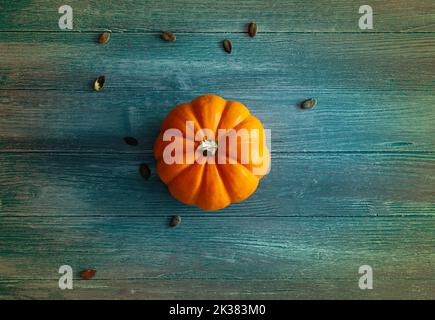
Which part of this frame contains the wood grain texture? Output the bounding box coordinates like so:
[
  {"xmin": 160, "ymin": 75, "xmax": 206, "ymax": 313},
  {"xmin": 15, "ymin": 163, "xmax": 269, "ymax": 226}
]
[
  {"xmin": 1, "ymin": 90, "xmax": 435, "ymax": 152},
  {"xmin": 1, "ymin": 0, "xmax": 435, "ymax": 299},
  {"xmin": 0, "ymin": 152, "xmax": 434, "ymax": 217},
  {"xmin": 0, "ymin": 0, "xmax": 434, "ymax": 32},
  {"xmin": 0, "ymin": 33, "xmax": 434, "ymax": 92},
  {"xmin": 0, "ymin": 279, "xmax": 434, "ymax": 300},
  {"xmin": 0, "ymin": 216, "xmax": 433, "ymax": 299}
]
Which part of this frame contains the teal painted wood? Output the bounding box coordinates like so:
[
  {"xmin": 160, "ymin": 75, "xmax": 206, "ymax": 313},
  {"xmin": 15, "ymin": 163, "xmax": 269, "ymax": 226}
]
[
  {"xmin": 0, "ymin": 33, "xmax": 434, "ymax": 92},
  {"xmin": 0, "ymin": 216, "xmax": 434, "ymax": 299},
  {"xmin": 1, "ymin": 0, "xmax": 434, "ymax": 32},
  {"xmin": 0, "ymin": 90, "xmax": 434, "ymax": 152},
  {"xmin": 1, "ymin": 279, "xmax": 434, "ymax": 299},
  {"xmin": 0, "ymin": 153, "xmax": 434, "ymax": 217},
  {"xmin": 1, "ymin": 0, "xmax": 435, "ymax": 300}
]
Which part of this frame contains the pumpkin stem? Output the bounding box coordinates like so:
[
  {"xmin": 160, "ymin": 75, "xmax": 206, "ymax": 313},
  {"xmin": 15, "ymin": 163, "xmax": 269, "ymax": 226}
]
[{"xmin": 199, "ymin": 139, "xmax": 218, "ymax": 156}]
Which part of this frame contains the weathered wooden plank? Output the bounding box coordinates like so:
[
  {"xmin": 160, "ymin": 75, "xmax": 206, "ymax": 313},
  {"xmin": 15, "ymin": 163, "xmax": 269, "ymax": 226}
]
[
  {"xmin": 1, "ymin": 90, "xmax": 434, "ymax": 152},
  {"xmin": 1, "ymin": 33, "xmax": 434, "ymax": 92},
  {"xmin": 0, "ymin": 153, "xmax": 434, "ymax": 217},
  {"xmin": 0, "ymin": 216, "xmax": 433, "ymax": 299},
  {"xmin": 0, "ymin": 0, "xmax": 434, "ymax": 32},
  {"xmin": 1, "ymin": 279, "xmax": 433, "ymax": 300}
]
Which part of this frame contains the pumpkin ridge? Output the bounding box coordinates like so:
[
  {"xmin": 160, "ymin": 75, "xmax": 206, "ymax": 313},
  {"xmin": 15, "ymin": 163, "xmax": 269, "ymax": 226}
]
[
  {"xmin": 218, "ymin": 163, "xmax": 261, "ymax": 203},
  {"xmin": 220, "ymin": 154, "xmax": 262, "ymax": 178},
  {"xmin": 195, "ymin": 162, "xmax": 232, "ymax": 210},
  {"xmin": 168, "ymin": 163, "xmax": 206, "ymax": 205},
  {"xmin": 159, "ymin": 160, "xmax": 195, "ymax": 185},
  {"xmin": 154, "ymin": 136, "xmax": 199, "ymax": 161},
  {"xmin": 193, "ymin": 162, "xmax": 211, "ymax": 207},
  {"xmin": 191, "ymin": 95, "xmax": 226, "ymax": 136},
  {"xmin": 191, "ymin": 95, "xmax": 210, "ymax": 130},
  {"xmin": 180, "ymin": 105, "xmax": 204, "ymax": 140},
  {"xmin": 225, "ymin": 147, "xmax": 269, "ymax": 179},
  {"xmin": 193, "ymin": 164, "xmax": 207, "ymax": 204},
  {"xmin": 162, "ymin": 104, "xmax": 204, "ymax": 141},
  {"xmin": 216, "ymin": 159, "xmax": 258, "ymax": 203},
  {"xmin": 215, "ymin": 100, "xmax": 231, "ymax": 134},
  {"xmin": 232, "ymin": 115, "xmax": 259, "ymax": 132},
  {"xmin": 217, "ymin": 100, "xmax": 252, "ymax": 131},
  {"xmin": 213, "ymin": 162, "xmax": 233, "ymax": 203}
]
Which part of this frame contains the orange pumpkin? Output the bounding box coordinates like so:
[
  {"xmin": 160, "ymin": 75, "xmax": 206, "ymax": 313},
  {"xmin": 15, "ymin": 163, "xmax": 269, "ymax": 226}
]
[{"xmin": 154, "ymin": 94, "xmax": 270, "ymax": 210}]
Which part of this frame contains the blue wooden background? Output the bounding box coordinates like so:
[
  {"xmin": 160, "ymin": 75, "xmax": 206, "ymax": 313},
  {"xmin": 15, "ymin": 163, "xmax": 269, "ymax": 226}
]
[{"xmin": 0, "ymin": 0, "xmax": 434, "ymax": 299}]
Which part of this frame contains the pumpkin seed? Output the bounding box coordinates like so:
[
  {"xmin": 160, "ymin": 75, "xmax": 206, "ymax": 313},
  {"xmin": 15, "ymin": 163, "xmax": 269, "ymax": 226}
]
[
  {"xmin": 93, "ymin": 76, "xmax": 105, "ymax": 91},
  {"xmin": 123, "ymin": 136, "xmax": 138, "ymax": 146},
  {"xmin": 79, "ymin": 269, "xmax": 96, "ymax": 279},
  {"xmin": 300, "ymin": 98, "xmax": 317, "ymax": 109},
  {"xmin": 98, "ymin": 31, "xmax": 111, "ymax": 44},
  {"xmin": 223, "ymin": 39, "xmax": 232, "ymax": 54},
  {"xmin": 160, "ymin": 31, "xmax": 176, "ymax": 42},
  {"xmin": 139, "ymin": 163, "xmax": 151, "ymax": 180},
  {"xmin": 169, "ymin": 215, "xmax": 181, "ymax": 227},
  {"xmin": 248, "ymin": 22, "xmax": 257, "ymax": 37}
]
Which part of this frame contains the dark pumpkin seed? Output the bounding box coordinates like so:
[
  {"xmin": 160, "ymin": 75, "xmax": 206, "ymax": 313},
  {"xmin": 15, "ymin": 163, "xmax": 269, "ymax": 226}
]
[
  {"xmin": 139, "ymin": 163, "xmax": 151, "ymax": 180},
  {"xmin": 300, "ymin": 98, "xmax": 317, "ymax": 109},
  {"xmin": 123, "ymin": 136, "xmax": 138, "ymax": 146},
  {"xmin": 169, "ymin": 215, "xmax": 181, "ymax": 227},
  {"xmin": 79, "ymin": 268, "xmax": 96, "ymax": 279},
  {"xmin": 248, "ymin": 22, "xmax": 257, "ymax": 37},
  {"xmin": 223, "ymin": 39, "xmax": 232, "ymax": 54},
  {"xmin": 98, "ymin": 32, "xmax": 111, "ymax": 44},
  {"xmin": 160, "ymin": 31, "xmax": 176, "ymax": 42},
  {"xmin": 93, "ymin": 76, "xmax": 105, "ymax": 91}
]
